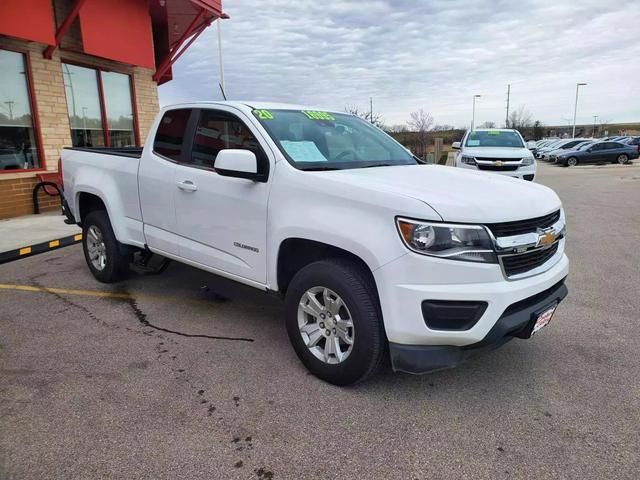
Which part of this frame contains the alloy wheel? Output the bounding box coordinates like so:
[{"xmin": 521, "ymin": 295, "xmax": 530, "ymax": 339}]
[
  {"xmin": 297, "ymin": 286, "xmax": 354, "ymax": 364},
  {"xmin": 86, "ymin": 225, "xmax": 107, "ymax": 271}
]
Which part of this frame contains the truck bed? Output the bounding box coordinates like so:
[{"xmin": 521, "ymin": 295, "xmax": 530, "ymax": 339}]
[{"xmin": 64, "ymin": 146, "xmax": 143, "ymax": 158}]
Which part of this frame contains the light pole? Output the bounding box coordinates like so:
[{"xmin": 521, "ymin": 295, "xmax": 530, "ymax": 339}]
[
  {"xmin": 592, "ymin": 115, "xmax": 598, "ymax": 137},
  {"xmin": 572, "ymin": 82, "xmax": 587, "ymax": 138},
  {"xmin": 4, "ymin": 101, "xmax": 15, "ymax": 121},
  {"xmin": 471, "ymin": 94, "xmax": 481, "ymax": 130}
]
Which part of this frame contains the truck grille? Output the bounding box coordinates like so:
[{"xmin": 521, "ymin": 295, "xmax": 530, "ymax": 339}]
[
  {"xmin": 477, "ymin": 165, "xmax": 519, "ymax": 171},
  {"xmin": 485, "ymin": 210, "xmax": 561, "ymax": 237},
  {"xmin": 501, "ymin": 243, "xmax": 559, "ymax": 276}
]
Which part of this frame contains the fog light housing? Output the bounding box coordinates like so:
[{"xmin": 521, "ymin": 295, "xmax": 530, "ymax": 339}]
[{"xmin": 421, "ymin": 300, "xmax": 488, "ymax": 331}]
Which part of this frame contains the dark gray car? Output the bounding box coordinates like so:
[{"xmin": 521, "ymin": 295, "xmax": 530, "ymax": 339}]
[{"xmin": 556, "ymin": 141, "xmax": 639, "ymax": 166}]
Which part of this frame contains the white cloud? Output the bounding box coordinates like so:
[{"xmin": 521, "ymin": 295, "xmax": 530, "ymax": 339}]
[{"xmin": 159, "ymin": 0, "xmax": 640, "ymax": 128}]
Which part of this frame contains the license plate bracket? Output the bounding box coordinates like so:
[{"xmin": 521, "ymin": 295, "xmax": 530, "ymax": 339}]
[{"xmin": 522, "ymin": 302, "xmax": 558, "ymax": 338}]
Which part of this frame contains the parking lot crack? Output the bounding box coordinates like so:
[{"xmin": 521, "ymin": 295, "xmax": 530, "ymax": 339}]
[{"xmin": 125, "ymin": 297, "xmax": 254, "ymax": 343}]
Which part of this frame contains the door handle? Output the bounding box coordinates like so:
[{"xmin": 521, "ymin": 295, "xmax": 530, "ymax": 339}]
[{"xmin": 177, "ymin": 180, "xmax": 197, "ymax": 192}]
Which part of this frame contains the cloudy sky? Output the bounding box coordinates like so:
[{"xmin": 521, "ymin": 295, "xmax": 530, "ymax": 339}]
[{"xmin": 159, "ymin": 0, "xmax": 640, "ymax": 129}]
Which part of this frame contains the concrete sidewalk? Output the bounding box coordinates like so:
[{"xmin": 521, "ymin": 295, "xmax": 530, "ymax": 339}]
[{"xmin": 0, "ymin": 212, "xmax": 80, "ymax": 254}]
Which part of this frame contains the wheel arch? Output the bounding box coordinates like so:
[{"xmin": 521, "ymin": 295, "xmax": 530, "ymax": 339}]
[{"xmin": 276, "ymin": 238, "xmax": 378, "ymax": 298}]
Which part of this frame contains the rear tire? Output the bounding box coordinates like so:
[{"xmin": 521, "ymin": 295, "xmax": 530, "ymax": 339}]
[
  {"xmin": 284, "ymin": 258, "xmax": 386, "ymax": 386},
  {"xmin": 82, "ymin": 210, "xmax": 131, "ymax": 283},
  {"xmin": 616, "ymin": 154, "xmax": 629, "ymax": 165}
]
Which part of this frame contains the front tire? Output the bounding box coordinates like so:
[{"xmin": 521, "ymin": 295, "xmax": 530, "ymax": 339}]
[
  {"xmin": 566, "ymin": 156, "xmax": 578, "ymax": 167},
  {"xmin": 285, "ymin": 259, "xmax": 386, "ymax": 385},
  {"xmin": 82, "ymin": 210, "xmax": 131, "ymax": 283}
]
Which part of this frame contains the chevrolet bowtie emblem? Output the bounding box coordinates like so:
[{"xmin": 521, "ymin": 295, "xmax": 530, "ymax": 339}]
[
  {"xmin": 537, "ymin": 229, "xmax": 556, "ymax": 247},
  {"xmin": 495, "ymin": 160, "xmax": 503, "ymax": 167}
]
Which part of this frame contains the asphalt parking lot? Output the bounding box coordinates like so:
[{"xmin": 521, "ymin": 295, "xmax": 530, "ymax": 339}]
[{"xmin": 1, "ymin": 162, "xmax": 639, "ymax": 479}]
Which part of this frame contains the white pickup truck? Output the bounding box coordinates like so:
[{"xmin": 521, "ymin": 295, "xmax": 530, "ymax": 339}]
[{"xmin": 61, "ymin": 101, "xmax": 569, "ymax": 385}]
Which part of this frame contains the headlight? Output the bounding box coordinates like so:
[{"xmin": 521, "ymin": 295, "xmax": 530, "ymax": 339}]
[
  {"xmin": 396, "ymin": 218, "xmax": 497, "ymax": 263},
  {"xmin": 461, "ymin": 155, "xmax": 476, "ymax": 165},
  {"xmin": 521, "ymin": 156, "xmax": 534, "ymax": 166}
]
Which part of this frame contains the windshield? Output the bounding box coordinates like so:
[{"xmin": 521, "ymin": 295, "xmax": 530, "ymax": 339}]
[
  {"xmin": 252, "ymin": 109, "xmax": 416, "ymax": 170},
  {"xmin": 464, "ymin": 130, "xmax": 524, "ymax": 148},
  {"xmin": 577, "ymin": 143, "xmax": 593, "ymax": 151}
]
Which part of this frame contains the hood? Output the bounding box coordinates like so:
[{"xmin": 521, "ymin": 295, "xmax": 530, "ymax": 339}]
[
  {"xmin": 318, "ymin": 165, "xmax": 561, "ymax": 223},
  {"xmin": 461, "ymin": 146, "xmax": 533, "ymax": 159}
]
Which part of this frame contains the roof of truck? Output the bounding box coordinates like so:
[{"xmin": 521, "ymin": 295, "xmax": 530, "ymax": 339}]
[{"xmin": 163, "ymin": 100, "xmax": 344, "ymax": 114}]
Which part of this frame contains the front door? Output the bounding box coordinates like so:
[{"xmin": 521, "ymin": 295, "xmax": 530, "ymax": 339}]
[{"xmin": 173, "ymin": 108, "xmax": 273, "ymax": 284}]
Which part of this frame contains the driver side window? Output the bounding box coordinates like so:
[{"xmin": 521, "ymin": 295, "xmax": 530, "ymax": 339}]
[{"xmin": 191, "ymin": 109, "xmax": 268, "ymax": 174}]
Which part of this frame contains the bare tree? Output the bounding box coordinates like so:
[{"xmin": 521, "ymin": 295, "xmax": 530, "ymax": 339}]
[
  {"xmin": 479, "ymin": 121, "xmax": 496, "ymax": 128},
  {"xmin": 344, "ymin": 104, "xmax": 385, "ymax": 129},
  {"xmin": 432, "ymin": 124, "xmax": 455, "ymax": 132},
  {"xmin": 507, "ymin": 105, "xmax": 533, "ymax": 130},
  {"xmin": 406, "ymin": 109, "xmax": 434, "ymax": 157},
  {"xmin": 387, "ymin": 124, "xmax": 408, "ymax": 133}
]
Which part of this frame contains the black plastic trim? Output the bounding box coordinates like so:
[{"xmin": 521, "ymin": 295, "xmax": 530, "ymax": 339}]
[
  {"xmin": 421, "ymin": 300, "xmax": 488, "ymax": 331},
  {"xmin": 389, "ymin": 278, "xmax": 568, "ymax": 374}
]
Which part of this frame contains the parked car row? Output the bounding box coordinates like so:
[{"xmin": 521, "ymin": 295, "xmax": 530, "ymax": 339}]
[{"xmin": 530, "ymin": 136, "xmax": 639, "ymax": 167}]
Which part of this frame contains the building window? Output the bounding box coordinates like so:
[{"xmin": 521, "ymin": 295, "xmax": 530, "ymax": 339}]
[
  {"xmin": 0, "ymin": 49, "xmax": 41, "ymax": 171},
  {"xmin": 62, "ymin": 63, "xmax": 137, "ymax": 148},
  {"xmin": 62, "ymin": 63, "xmax": 105, "ymax": 147},
  {"xmin": 102, "ymin": 71, "xmax": 135, "ymax": 147}
]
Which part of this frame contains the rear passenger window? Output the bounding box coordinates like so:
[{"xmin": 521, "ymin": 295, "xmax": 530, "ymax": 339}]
[
  {"xmin": 191, "ymin": 109, "xmax": 268, "ymax": 173},
  {"xmin": 153, "ymin": 109, "xmax": 191, "ymax": 161}
]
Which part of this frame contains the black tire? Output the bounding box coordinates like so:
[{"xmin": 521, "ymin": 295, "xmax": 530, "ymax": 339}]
[
  {"xmin": 566, "ymin": 156, "xmax": 578, "ymax": 167},
  {"xmin": 284, "ymin": 258, "xmax": 386, "ymax": 386},
  {"xmin": 82, "ymin": 210, "xmax": 131, "ymax": 283},
  {"xmin": 616, "ymin": 154, "xmax": 629, "ymax": 165}
]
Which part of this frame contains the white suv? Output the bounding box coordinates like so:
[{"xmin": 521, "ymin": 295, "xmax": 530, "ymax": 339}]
[{"xmin": 453, "ymin": 128, "xmax": 537, "ymax": 181}]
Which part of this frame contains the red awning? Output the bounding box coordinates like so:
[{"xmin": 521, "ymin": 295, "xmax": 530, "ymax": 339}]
[
  {"xmin": 0, "ymin": 0, "xmax": 56, "ymax": 45},
  {"xmin": 79, "ymin": 0, "xmax": 156, "ymax": 69},
  {"xmin": 150, "ymin": 0, "xmax": 224, "ymax": 84}
]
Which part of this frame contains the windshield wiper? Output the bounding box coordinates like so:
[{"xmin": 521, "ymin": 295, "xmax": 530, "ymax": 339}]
[
  {"xmin": 360, "ymin": 163, "xmax": 395, "ymax": 168},
  {"xmin": 301, "ymin": 166, "xmax": 341, "ymax": 171}
]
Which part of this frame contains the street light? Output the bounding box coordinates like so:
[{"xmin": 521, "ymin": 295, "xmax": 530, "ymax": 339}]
[
  {"xmin": 572, "ymin": 82, "xmax": 587, "ymax": 138},
  {"xmin": 471, "ymin": 94, "xmax": 481, "ymax": 131},
  {"xmin": 592, "ymin": 115, "xmax": 598, "ymax": 138}
]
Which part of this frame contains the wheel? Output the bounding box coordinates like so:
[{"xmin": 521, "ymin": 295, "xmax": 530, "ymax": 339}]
[
  {"xmin": 566, "ymin": 156, "xmax": 578, "ymax": 167},
  {"xmin": 616, "ymin": 154, "xmax": 629, "ymax": 165},
  {"xmin": 285, "ymin": 259, "xmax": 386, "ymax": 385},
  {"xmin": 82, "ymin": 210, "xmax": 131, "ymax": 283}
]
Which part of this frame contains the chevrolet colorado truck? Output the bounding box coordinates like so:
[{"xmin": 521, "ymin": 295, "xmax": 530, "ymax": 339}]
[
  {"xmin": 452, "ymin": 128, "xmax": 537, "ymax": 180},
  {"xmin": 61, "ymin": 102, "xmax": 569, "ymax": 385}
]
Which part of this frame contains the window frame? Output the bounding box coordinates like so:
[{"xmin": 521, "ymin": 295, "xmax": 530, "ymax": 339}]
[
  {"xmin": 61, "ymin": 59, "xmax": 141, "ymax": 149},
  {"xmin": 151, "ymin": 108, "xmax": 198, "ymax": 164},
  {"xmin": 181, "ymin": 108, "xmax": 271, "ymax": 180},
  {"xmin": 0, "ymin": 45, "xmax": 46, "ymax": 175}
]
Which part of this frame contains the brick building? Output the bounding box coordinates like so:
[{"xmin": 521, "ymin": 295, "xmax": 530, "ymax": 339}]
[{"xmin": 0, "ymin": 0, "xmax": 223, "ymax": 219}]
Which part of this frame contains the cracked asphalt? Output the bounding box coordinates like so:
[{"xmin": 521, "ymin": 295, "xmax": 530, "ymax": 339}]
[{"xmin": 1, "ymin": 162, "xmax": 639, "ymax": 479}]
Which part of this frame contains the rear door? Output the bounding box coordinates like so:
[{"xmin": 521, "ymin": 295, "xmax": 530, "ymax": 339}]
[
  {"xmin": 138, "ymin": 108, "xmax": 194, "ymax": 256},
  {"xmin": 172, "ymin": 107, "xmax": 273, "ymax": 284}
]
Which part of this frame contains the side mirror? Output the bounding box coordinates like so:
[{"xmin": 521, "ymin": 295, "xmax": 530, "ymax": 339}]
[
  {"xmin": 452, "ymin": 142, "xmax": 461, "ymax": 150},
  {"xmin": 214, "ymin": 149, "xmax": 265, "ymax": 182}
]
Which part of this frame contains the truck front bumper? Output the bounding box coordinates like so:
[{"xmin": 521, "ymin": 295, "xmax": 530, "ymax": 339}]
[
  {"xmin": 373, "ymin": 248, "xmax": 569, "ymax": 373},
  {"xmin": 388, "ymin": 279, "xmax": 568, "ymax": 374}
]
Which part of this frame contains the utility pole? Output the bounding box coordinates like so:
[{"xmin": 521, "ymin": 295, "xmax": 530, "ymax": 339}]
[
  {"xmin": 505, "ymin": 84, "xmax": 510, "ymax": 128},
  {"xmin": 592, "ymin": 115, "xmax": 598, "ymax": 137},
  {"xmin": 369, "ymin": 97, "xmax": 373, "ymax": 123}
]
